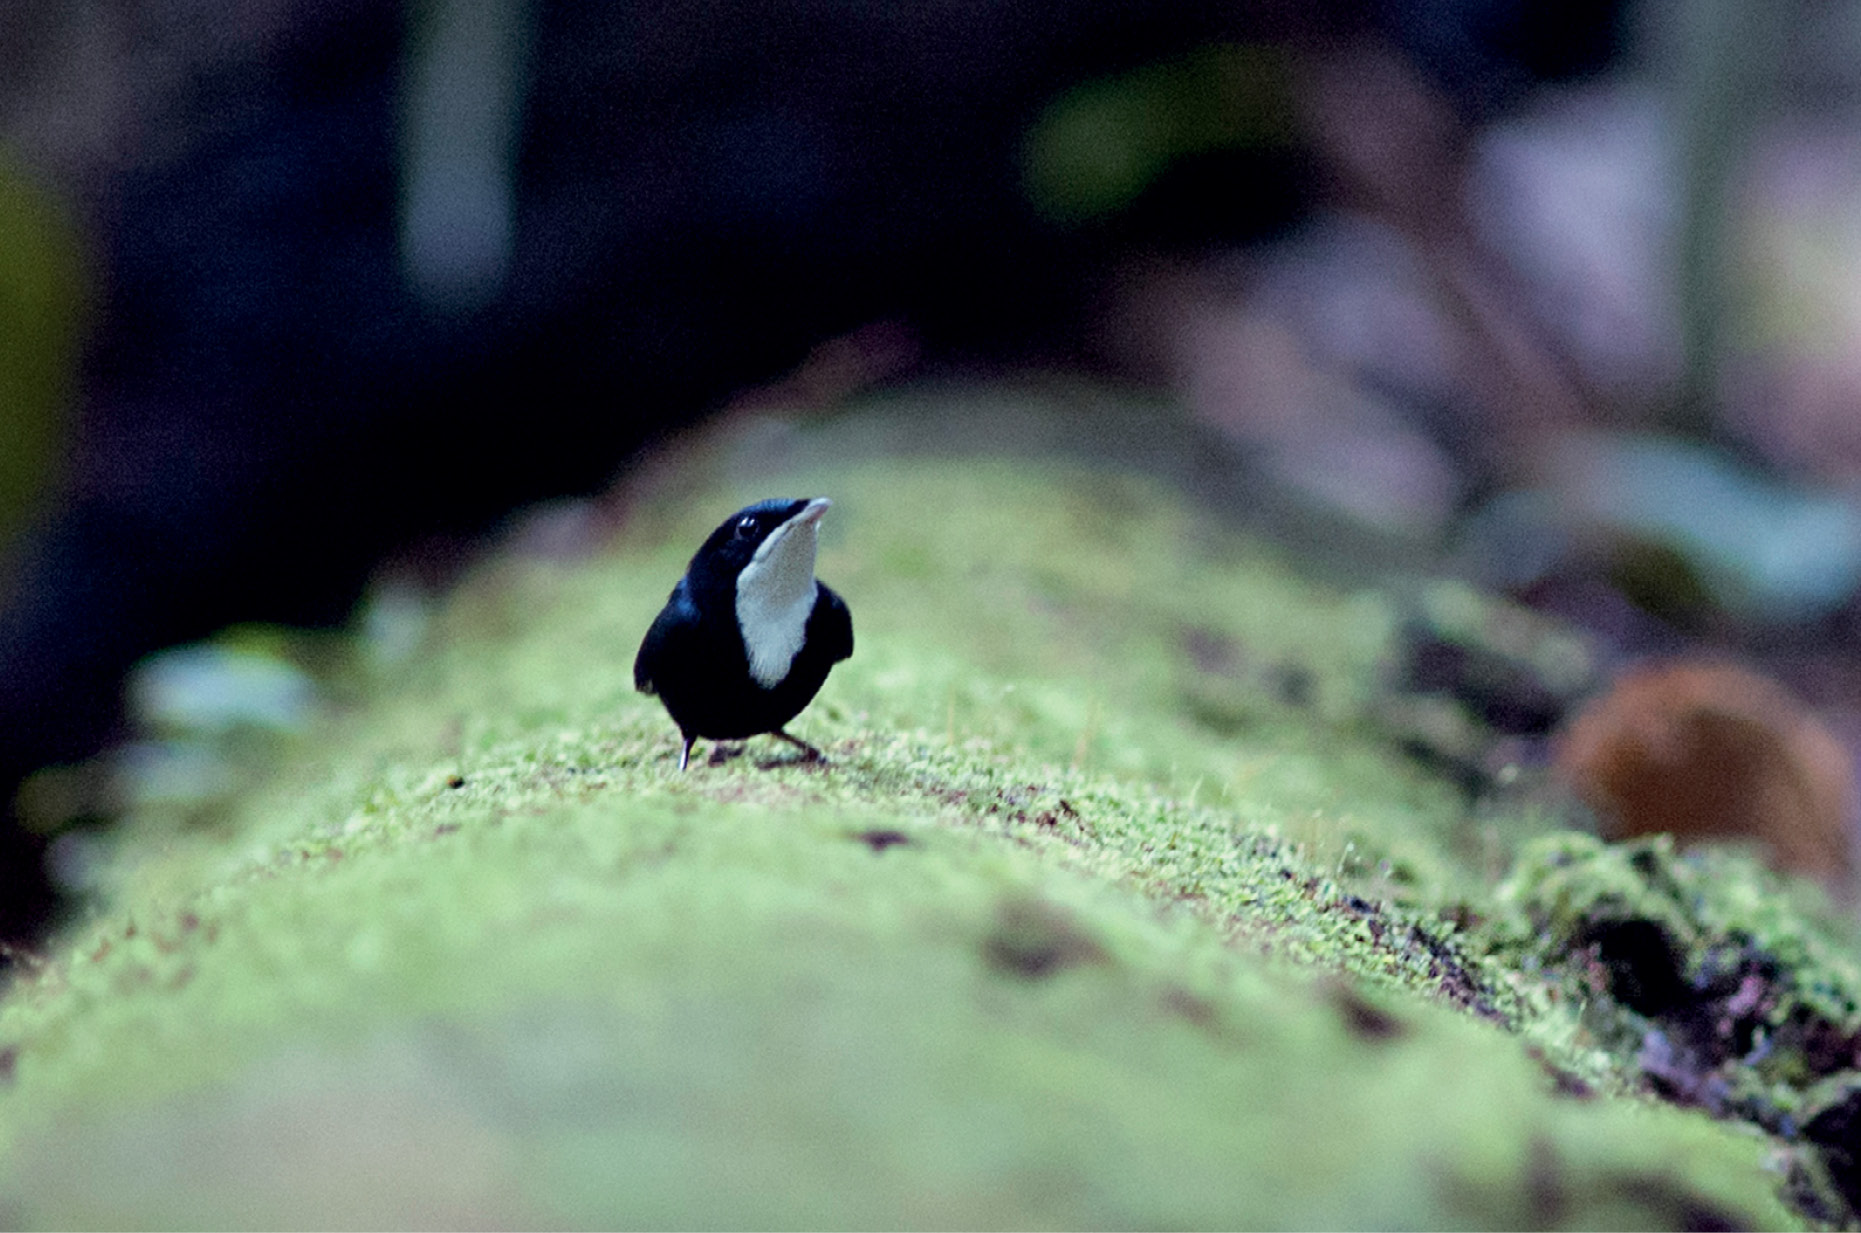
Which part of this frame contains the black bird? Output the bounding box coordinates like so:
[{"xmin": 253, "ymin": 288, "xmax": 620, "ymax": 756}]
[{"xmin": 635, "ymin": 497, "xmax": 854, "ymax": 769}]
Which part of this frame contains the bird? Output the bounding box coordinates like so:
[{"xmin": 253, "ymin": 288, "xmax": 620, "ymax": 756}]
[{"xmin": 634, "ymin": 497, "xmax": 854, "ymax": 770}]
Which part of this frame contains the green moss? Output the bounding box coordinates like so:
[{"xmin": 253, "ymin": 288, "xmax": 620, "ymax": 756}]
[
  {"xmin": 1478, "ymin": 830, "xmax": 1861, "ymax": 1212},
  {"xmin": 0, "ymin": 794, "xmax": 1795, "ymax": 1228},
  {"xmin": 0, "ymin": 399, "xmax": 1814, "ymax": 1227}
]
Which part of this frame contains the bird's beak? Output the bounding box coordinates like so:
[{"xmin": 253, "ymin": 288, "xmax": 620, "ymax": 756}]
[{"xmin": 794, "ymin": 497, "xmax": 831, "ymax": 527}]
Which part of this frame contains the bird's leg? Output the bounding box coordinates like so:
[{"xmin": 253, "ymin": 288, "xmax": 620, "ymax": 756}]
[
  {"xmin": 678, "ymin": 735, "xmax": 697, "ymax": 771},
  {"xmin": 772, "ymin": 728, "xmax": 825, "ymax": 761}
]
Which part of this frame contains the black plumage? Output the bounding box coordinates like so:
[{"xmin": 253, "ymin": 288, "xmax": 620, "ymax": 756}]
[{"xmin": 635, "ymin": 497, "xmax": 853, "ymax": 769}]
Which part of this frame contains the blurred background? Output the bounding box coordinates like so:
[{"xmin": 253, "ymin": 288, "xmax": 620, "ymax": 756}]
[{"xmin": 6, "ymin": 0, "xmax": 1861, "ymax": 942}]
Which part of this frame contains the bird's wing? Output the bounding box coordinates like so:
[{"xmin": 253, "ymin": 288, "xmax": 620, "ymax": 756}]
[
  {"xmin": 810, "ymin": 583, "xmax": 854, "ymax": 664},
  {"xmin": 634, "ymin": 583, "xmax": 699, "ymax": 695}
]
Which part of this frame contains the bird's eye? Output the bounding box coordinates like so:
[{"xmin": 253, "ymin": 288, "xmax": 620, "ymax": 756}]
[{"xmin": 733, "ymin": 516, "xmax": 757, "ymax": 538}]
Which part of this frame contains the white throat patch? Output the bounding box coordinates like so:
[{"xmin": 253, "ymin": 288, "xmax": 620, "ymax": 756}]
[{"xmin": 735, "ymin": 500, "xmax": 827, "ymax": 688}]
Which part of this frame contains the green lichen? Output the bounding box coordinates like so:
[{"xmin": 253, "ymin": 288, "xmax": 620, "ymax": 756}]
[{"xmin": 0, "ymin": 392, "xmax": 1821, "ymax": 1227}]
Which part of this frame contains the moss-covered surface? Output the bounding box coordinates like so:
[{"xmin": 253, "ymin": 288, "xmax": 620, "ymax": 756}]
[
  {"xmin": 0, "ymin": 389, "xmax": 1850, "ymax": 1227},
  {"xmin": 1478, "ymin": 832, "xmax": 1861, "ymax": 1224}
]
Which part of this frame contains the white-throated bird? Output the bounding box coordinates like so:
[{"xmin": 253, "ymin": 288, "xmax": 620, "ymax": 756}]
[{"xmin": 634, "ymin": 497, "xmax": 853, "ymax": 769}]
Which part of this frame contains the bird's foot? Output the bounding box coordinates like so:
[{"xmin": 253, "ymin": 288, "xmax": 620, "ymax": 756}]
[{"xmin": 771, "ymin": 729, "xmax": 826, "ymax": 763}]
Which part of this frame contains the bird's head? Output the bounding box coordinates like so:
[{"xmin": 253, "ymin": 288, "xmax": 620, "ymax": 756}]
[{"xmin": 688, "ymin": 497, "xmax": 831, "ymax": 604}]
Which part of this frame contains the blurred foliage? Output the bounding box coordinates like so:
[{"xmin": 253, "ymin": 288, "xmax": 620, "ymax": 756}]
[
  {"xmin": 1022, "ymin": 44, "xmax": 1297, "ymax": 227},
  {"xmin": 0, "ymin": 147, "xmax": 82, "ymax": 557},
  {"xmin": 1670, "ymin": 0, "xmax": 1783, "ymax": 435}
]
